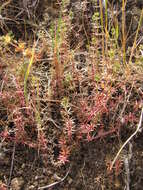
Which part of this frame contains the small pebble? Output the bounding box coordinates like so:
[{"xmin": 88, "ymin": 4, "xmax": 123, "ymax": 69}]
[{"xmin": 11, "ymin": 177, "xmax": 24, "ymax": 190}]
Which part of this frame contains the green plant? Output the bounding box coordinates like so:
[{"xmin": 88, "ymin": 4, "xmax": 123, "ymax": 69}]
[{"xmin": 0, "ymin": 1, "xmax": 142, "ymax": 171}]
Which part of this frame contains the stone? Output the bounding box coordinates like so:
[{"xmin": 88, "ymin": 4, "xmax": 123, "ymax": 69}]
[{"xmin": 11, "ymin": 177, "xmax": 24, "ymax": 190}]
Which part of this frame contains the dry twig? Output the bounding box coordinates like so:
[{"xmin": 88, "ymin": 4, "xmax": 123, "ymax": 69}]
[
  {"xmin": 110, "ymin": 107, "xmax": 143, "ymax": 170},
  {"xmin": 38, "ymin": 166, "xmax": 70, "ymax": 190}
]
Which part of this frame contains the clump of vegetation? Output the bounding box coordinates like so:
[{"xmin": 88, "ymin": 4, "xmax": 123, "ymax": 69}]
[{"xmin": 0, "ymin": 0, "xmax": 143, "ymax": 189}]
